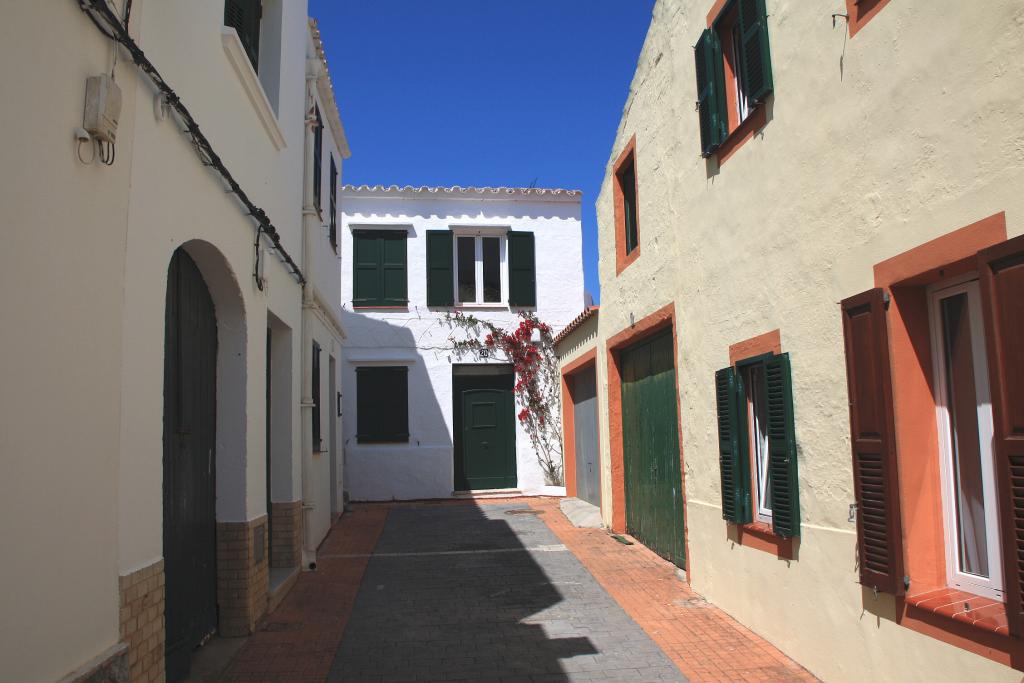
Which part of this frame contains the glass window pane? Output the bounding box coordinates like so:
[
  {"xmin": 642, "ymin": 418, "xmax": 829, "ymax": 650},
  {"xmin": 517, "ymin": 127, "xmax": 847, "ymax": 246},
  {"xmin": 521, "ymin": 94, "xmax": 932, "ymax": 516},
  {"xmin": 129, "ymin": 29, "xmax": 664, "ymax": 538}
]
[
  {"xmin": 940, "ymin": 292, "xmax": 989, "ymax": 578},
  {"xmin": 482, "ymin": 237, "xmax": 501, "ymax": 303},
  {"xmin": 457, "ymin": 236, "xmax": 476, "ymax": 303},
  {"xmin": 745, "ymin": 365, "xmax": 771, "ymax": 516}
]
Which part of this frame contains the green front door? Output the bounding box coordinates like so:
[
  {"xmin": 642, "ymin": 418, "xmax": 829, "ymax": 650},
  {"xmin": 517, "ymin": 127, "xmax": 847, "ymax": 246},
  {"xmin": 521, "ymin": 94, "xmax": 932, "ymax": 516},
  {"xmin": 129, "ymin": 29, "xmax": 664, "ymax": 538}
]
[
  {"xmin": 454, "ymin": 372, "xmax": 517, "ymax": 491},
  {"xmin": 621, "ymin": 330, "xmax": 686, "ymax": 568}
]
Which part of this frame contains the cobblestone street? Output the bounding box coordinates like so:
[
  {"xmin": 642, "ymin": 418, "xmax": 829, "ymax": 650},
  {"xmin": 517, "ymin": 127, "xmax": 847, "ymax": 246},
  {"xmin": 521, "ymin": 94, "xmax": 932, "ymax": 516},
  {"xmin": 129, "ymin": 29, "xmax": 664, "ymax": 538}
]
[{"xmin": 223, "ymin": 499, "xmax": 815, "ymax": 682}]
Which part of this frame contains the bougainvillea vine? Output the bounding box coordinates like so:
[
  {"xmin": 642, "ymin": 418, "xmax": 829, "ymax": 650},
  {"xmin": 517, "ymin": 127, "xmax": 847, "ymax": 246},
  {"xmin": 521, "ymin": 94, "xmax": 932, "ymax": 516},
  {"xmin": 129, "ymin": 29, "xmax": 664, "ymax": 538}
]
[{"xmin": 445, "ymin": 311, "xmax": 563, "ymax": 486}]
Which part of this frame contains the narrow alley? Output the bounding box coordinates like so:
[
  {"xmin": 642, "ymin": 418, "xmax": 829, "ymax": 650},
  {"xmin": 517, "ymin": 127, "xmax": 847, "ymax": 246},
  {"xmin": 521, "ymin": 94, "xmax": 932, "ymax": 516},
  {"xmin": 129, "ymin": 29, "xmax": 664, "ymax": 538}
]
[{"xmin": 223, "ymin": 500, "xmax": 815, "ymax": 682}]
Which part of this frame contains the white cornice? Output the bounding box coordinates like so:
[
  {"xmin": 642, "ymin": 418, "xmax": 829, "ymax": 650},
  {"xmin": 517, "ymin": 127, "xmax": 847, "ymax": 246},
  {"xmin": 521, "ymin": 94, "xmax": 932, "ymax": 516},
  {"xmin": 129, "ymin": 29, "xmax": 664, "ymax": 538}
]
[
  {"xmin": 308, "ymin": 19, "xmax": 350, "ymax": 159},
  {"xmin": 340, "ymin": 185, "xmax": 583, "ymax": 202}
]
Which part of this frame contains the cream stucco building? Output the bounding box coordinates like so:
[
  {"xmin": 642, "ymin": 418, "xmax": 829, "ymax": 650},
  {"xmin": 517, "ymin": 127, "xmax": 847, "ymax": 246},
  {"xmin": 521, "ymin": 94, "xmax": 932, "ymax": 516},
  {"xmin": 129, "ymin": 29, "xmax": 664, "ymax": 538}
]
[
  {"xmin": 565, "ymin": 0, "xmax": 1024, "ymax": 680},
  {"xmin": 1, "ymin": 2, "xmax": 348, "ymax": 682}
]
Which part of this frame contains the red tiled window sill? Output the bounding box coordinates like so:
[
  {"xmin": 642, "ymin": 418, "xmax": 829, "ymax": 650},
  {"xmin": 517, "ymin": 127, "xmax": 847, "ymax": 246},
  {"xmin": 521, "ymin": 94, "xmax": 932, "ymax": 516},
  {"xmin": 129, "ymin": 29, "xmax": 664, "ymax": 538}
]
[
  {"xmin": 905, "ymin": 587, "xmax": 1009, "ymax": 636},
  {"xmin": 734, "ymin": 520, "xmax": 795, "ymax": 560}
]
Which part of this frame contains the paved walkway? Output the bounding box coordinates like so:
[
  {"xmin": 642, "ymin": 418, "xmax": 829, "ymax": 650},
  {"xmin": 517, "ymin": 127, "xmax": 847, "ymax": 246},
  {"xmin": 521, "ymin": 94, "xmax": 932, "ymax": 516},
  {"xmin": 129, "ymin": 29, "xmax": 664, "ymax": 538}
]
[{"xmin": 223, "ymin": 499, "xmax": 816, "ymax": 682}]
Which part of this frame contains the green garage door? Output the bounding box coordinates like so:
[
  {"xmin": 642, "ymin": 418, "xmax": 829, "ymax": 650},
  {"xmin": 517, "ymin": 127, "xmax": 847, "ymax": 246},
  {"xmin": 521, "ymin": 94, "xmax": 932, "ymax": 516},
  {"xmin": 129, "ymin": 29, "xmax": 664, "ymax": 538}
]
[{"xmin": 621, "ymin": 330, "xmax": 685, "ymax": 568}]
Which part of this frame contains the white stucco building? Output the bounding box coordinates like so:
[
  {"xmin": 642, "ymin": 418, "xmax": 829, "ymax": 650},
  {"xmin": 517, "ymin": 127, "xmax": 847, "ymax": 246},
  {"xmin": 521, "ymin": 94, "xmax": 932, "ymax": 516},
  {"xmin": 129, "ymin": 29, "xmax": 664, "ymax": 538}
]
[
  {"xmin": 1, "ymin": 3, "xmax": 347, "ymax": 682},
  {"xmin": 340, "ymin": 185, "xmax": 584, "ymax": 501}
]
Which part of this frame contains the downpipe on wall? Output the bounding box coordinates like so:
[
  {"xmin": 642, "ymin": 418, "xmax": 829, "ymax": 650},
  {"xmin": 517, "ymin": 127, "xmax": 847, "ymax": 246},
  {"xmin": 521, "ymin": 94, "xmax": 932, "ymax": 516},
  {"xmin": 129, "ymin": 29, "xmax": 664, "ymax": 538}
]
[{"xmin": 299, "ymin": 60, "xmax": 320, "ymax": 569}]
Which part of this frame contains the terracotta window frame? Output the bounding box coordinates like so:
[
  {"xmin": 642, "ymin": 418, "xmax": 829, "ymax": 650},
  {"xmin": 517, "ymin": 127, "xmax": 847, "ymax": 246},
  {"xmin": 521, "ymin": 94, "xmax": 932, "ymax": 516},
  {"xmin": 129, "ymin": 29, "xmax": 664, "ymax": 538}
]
[
  {"xmin": 726, "ymin": 329, "xmax": 795, "ymax": 559},
  {"xmin": 845, "ymin": 0, "xmax": 893, "ymax": 39},
  {"xmin": 872, "ymin": 212, "xmax": 1024, "ymax": 666},
  {"xmin": 704, "ymin": 0, "xmax": 770, "ymax": 166},
  {"xmin": 605, "ymin": 303, "xmax": 691, "ymax": 579},
  {"xmin": 613, "ymin": 136, "xmax": 641, "ymax": 275},
  {"xmin": 561, "ymin": 349, "xmax": 599, "ymax": 502}
]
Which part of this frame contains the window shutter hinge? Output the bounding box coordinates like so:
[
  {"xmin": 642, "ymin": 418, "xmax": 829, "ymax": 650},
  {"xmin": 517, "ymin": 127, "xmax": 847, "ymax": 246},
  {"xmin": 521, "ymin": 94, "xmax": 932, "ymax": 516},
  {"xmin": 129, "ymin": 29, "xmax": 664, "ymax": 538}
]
[
  {"xmin": 848, "ymin": 502, "xmax": 857, "ymax": 522},
  {"xmin": 904, "ymin": 575, "xmax": 911, "ymax": 591},
  {"xmin": 882, "ymin": 290, "xmax": 891, "ymax": 309}
]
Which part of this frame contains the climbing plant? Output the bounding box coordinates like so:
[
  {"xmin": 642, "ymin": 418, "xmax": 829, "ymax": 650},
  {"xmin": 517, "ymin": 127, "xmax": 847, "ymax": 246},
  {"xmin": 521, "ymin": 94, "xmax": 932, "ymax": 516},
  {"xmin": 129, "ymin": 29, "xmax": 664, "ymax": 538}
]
[{"xmin": 445, "ymin": 311, "xmax": 563, "ymax": 486}]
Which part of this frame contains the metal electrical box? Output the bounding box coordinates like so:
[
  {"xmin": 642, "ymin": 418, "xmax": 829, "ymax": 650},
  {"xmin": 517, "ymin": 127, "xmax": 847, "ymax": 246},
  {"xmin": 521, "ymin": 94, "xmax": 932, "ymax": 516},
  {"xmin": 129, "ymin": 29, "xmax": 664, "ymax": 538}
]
[{"xmin": 84, "ymin": 74, "xmax": 122, "ymax": 143}]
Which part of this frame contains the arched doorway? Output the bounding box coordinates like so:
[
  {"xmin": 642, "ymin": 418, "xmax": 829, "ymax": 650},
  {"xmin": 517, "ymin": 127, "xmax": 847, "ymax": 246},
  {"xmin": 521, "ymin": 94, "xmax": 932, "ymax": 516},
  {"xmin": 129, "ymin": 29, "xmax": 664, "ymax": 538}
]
[{"xmin": 163, "ymin": 248, "xmax": 218, "ymax": 682}]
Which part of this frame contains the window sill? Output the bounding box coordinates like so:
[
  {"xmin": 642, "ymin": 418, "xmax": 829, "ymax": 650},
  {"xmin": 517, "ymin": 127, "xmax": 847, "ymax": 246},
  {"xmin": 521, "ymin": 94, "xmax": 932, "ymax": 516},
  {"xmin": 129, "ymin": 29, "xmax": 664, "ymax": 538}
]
[
  {"xmin": 455, "ymin": 303, "xmax": 510, "ymax": 311},
  {"xmin": 220, "ymin": 27, "xmax": 286, "ymax": 151},
  {"xmin": 356, "ymin": 439, "xmax": 410, "ymax": 445},
  {"xmin": 616, "ymin": 245, "xmax": 641, "ymax": 276},
  {"xmin": 712, "ymin": 102, "xmax": 768, "ymax": 167},
  {"xmin": 352, "ymin": 305, "xmax": 409, "ymax": 311},
  {"xmin": 730, "ymin": 520, "xmax": 795, "ymax": 560},
  {"xmin": 905, "ymin": 587, "xmax": 1009, "ymax": 636}
]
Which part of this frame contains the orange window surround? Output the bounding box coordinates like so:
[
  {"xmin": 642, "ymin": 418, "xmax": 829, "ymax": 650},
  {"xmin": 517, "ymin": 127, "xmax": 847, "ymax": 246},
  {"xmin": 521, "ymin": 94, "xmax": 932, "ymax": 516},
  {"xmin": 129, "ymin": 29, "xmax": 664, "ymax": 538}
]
[
  {"xmin": 613, "ymin": 135, "xmax": 640, "ymax": 275},
  {"xmin": 726, "ymin": 329, "xmax": 795, "ymax": 559},
  {"xmin": 873, "ymin": 212, "xmax": 1023, "ymax": 666},
  {"xmin": 845, "ymin": 0, "xmax": 894, "ymax": 39},
  {"xmin": 704, "ymin": 0, "xmax": 768, "ymax": 166}
]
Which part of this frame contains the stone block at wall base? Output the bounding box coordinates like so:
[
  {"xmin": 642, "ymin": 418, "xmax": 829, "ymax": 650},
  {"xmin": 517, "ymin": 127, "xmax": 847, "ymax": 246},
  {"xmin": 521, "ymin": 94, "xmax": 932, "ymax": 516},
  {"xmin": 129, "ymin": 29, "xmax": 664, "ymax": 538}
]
[
  {"xmin": 118, "ymin": 560, "xmax": 165, "ymax": 683},
  {"xmin": 55, "ymin": 643, "xmax": 129, "ymax": 683},
  {"xmin": 216, "ymin": 516, "xmax": 269, "ymax": 636},
  {"xmin": 270, "ymin": 500, "xmax": 302, "ymax": 569}
]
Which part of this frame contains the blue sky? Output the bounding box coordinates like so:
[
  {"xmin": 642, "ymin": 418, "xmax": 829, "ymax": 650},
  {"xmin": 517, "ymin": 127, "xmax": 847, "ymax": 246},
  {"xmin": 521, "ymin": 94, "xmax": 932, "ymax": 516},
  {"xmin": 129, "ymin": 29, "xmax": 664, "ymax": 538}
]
[{"xmin": 309, "ymin": 0, "xmax": 656, "ymax": 302}]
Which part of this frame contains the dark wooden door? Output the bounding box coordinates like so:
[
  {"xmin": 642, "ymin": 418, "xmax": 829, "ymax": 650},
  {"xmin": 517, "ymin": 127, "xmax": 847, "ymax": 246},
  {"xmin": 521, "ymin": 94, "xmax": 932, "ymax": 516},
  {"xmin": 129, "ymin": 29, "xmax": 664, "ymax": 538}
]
[
  {"xmin": 453, "ymin": 373, "xmax": 517, "ymax": 490},
  {"xmin": 572, "ymin": 366, "xmax": 601, "ymax": 507},
  {"xmin": 163, "ymin": 249, "xmax": 218, "ymax": 682},
  {"xmin": 621, "ymin": 330, "xmax": 685, "ymax": 568}
]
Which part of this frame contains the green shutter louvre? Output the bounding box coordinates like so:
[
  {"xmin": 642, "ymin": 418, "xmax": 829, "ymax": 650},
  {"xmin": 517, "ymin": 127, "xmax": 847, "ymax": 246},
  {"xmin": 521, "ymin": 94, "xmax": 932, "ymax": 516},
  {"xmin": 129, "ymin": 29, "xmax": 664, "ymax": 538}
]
[
  {"xmin": 765, "ymin": 353, "xmax": 800, "ymax": 537},
  {"xmin": 716, "ymin": 367, "xmax": 752, "ymax": 524},
  {"xmin": 508, "ymin": 231, "xmax": 536, "ymax": 307},
  {"xmin": 426, "ymin": 231, "xmax": 455, "ymax": 307},
  {"xmin": 737, "ymin": 0, "xmax": 774, "ymax": 107},
  {"xmin": 695, "ymin": 29, "xmax": 727, "ymax": 157}
]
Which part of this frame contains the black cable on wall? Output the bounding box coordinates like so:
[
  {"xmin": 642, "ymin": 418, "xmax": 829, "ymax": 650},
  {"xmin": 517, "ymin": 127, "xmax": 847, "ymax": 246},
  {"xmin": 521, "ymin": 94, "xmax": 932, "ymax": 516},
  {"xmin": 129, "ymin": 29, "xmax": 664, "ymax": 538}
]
[{"xmin": 78, "ymin": 0, "xmax": 307, "ymax": 286}]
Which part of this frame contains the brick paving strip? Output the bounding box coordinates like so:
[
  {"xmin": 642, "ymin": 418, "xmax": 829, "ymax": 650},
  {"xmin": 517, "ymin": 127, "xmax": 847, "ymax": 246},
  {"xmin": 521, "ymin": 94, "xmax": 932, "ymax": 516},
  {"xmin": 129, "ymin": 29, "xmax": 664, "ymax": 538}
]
[
  {"xmin": 221, "ymin": 505, "xmax": 390, "ymax": 683},
  {"xmin": 528, "ymin": 498, "xmax": 818, "ymax": 682}
]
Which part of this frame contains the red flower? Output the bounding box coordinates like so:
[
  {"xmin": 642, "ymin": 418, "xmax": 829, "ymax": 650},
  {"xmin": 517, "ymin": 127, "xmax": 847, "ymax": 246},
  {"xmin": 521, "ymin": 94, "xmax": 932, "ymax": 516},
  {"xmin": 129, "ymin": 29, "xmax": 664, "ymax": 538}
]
[{"xmin": 518, "ymin": 408, "xmax": 530, "ymax": 422}]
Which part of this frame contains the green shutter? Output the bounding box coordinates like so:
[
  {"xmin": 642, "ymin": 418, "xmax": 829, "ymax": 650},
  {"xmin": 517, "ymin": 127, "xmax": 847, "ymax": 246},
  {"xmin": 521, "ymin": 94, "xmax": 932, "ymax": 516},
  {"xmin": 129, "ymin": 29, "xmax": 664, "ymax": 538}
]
[
  {"xmin": 352, "ymin": 231, "xmax": 381, "ymax": 305},
  {"xmin": 695, "ymin": 29, "xmax": 727, "ymax": 157},
  {"xmin": 508, "ymin": 231, "xmax": 536, "ymax": 307},
  {"xmin": 426, "ymin": 230, "xmax": 454, "ymax": 307},
  {"xmin": 381, "ymin": 232, "xmax": 408, "ymax": 305},
  {"xmin": 716, "ymin": 366, "xmax": 752, "ymax": 524},
  {"xmin": 356, "ymin": 366, "xmax": 409, "ymax": 442},
  {"xmin": 737, "ymin": 0, "xmax": 774, "ymax": 107},
  {"xmin": 329, "ymin": 156, "xmax": 338, "ymax": 250},
  {"xmin": 765, "ymin": 353, "xmax": 800, "ymax": 537},
  {"xmin": 225, "ymin": 0, "xmax": 262, "ymax": 71}
]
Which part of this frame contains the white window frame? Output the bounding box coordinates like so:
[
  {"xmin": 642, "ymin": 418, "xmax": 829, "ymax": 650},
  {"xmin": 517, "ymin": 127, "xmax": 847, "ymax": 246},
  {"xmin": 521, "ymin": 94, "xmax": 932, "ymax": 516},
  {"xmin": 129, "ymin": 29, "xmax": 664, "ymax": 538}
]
[
  {"xmin": 740, "ymin": 362, "xmax": 771, "ymax": 524},
  {"xmin": 451, "ymin": 227, "xmax": 508, "ymax": 307},
  {"xmin": 927, "ymin": 276, "xmax": 1003, "ymax": 601}
]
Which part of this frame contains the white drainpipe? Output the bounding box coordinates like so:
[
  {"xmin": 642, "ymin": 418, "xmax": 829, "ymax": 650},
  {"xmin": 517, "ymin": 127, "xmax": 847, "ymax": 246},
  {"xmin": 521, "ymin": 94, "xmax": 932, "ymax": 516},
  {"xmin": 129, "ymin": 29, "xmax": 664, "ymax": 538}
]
[{"xmin": 299, "ymin": 57, "xmax": 320, "ymax": 568}]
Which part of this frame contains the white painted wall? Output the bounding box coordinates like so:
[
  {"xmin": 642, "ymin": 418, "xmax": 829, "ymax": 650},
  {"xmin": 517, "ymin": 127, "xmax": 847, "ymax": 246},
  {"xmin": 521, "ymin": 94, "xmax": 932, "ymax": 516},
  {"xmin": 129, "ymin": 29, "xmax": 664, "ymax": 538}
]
[
  {"xmin": 0, "ymin": 2, "xmax": 347, "ymax": 679},
  {"xmin": 340, "ymin": 188, "xmax": 583, "ymax": 501}
]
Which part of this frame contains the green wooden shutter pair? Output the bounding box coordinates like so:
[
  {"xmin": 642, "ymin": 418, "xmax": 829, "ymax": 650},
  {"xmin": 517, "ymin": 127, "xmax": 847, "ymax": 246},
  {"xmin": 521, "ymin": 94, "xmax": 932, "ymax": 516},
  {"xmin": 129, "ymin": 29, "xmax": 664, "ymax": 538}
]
[
  {"xmin": 224, "ymin": 0, "xmax": 262, "ymax": 72},
  {"xmin": 714, "ymin": 352, "xmax": 800, "ymax": 537},
  {"xmin": 356, "ymin": 366, "xmax": 409, "ymax": 443},
  {"xmin": 352, "ymin": 230, "xmax": 407, "ymax": 307},
  {"xmin": 694, "ymin": 0, "xmax": 774, "ymax": 157},
  {"xmin": 425, "ymin": 231, "xmax": 535, "ymax": 307}
]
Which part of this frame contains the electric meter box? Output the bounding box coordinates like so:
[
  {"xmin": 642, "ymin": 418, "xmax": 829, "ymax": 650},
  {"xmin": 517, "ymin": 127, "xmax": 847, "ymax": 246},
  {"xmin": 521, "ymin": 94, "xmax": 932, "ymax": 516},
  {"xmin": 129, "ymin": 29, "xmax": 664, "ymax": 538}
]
[{"xmin": 84, "ymin": 74, "xmax": 122, "ymax": 144}]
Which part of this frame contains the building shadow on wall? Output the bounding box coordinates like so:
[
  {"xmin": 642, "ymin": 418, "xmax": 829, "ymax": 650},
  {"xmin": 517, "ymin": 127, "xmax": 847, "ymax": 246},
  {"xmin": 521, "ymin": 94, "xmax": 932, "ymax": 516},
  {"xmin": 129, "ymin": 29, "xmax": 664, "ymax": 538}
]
[{"xmin": 326, "ymin": 502, "xmax": 597, "ymax": 681}]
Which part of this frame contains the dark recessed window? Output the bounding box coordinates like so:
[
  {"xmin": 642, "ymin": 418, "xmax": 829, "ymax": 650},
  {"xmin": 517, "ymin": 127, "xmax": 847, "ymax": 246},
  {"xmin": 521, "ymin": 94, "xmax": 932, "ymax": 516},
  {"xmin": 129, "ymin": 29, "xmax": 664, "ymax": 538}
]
[
  {"xmin": 617, "ymin": 158, "xmax": 638, "ymax": 255},
  {"xmin": 482, "ymin": 237, "xmax": 501, "ymax": 303},
  {"xmin": 356, "ymin": 366, "xmax": 409, "ymax": 443}
]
